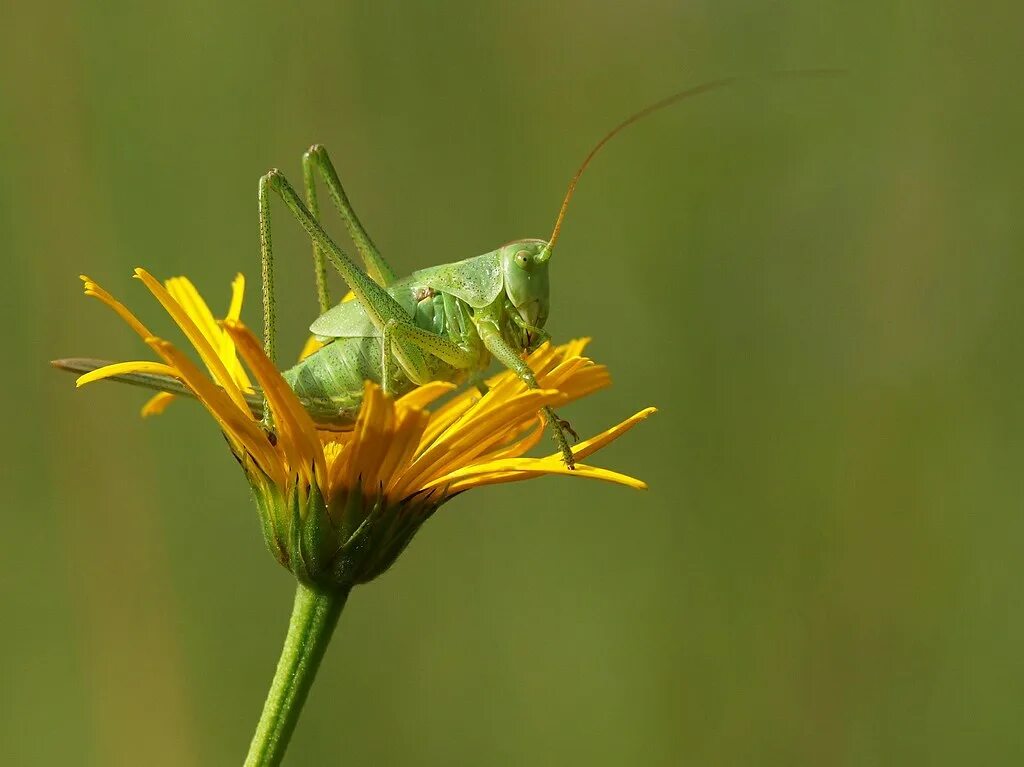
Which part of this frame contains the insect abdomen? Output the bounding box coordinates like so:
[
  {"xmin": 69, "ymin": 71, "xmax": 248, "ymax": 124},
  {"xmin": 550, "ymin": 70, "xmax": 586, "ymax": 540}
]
[{"xmin": 283, "ymin": 336, "xmax": 414, "ymax": 422}]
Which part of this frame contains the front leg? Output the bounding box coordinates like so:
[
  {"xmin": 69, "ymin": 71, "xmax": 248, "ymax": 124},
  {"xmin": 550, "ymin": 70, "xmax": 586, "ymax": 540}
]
[{"xmin": 478, "ymin": 325, "xmax": 577, "ymax": 470}]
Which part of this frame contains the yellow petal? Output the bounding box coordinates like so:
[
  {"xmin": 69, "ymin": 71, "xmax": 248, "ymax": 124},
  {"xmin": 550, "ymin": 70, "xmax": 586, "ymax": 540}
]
[
  {"xmin": 417, "ymin": 392, "xmax": 478, "ymax": 448},
  {"xmin": 141, "ymin": 392, "xmax": 176, "ymax": 417},
  {"xmin": 223, "ymin": 321, "xmax": 327, "ymax": 489},
  {"xmin": 397, "ymin": 380, "xmax": 458, "ymax": 410},
  {"xmin": 165, "ymin": 276, "xmax": 221, "ymax": 349},
  {"xmin": 226, "ymin": 273, "xmax": 245, "ymax": 321},
  {"xmin": 134, "ymin": 269, "xmax": 251, "ymax": 416},
  {"xmin": 79, "ymin": 275, "xmax": 240, "ymax": 403},
  {"xmin": 224, "ymin": 322, "xmax": 307, "ymax": 480},
  {"xmin": 477, "ymin": 416, "xmax": 546, "ymax": 461},
  {"xmin": 81, "ymin": 275, "xmax": 154, "ymax": 341},
  {"xmin": 150, "ymin": 337, "xmax": 284, "ymax": 485},
  {"xmin": 568, "ymin": 407, "xmax": 657, "ymax": 462},
  {"xmin": 220, "ymin": 273, "xmax": 253, "ymax": 390},
  {"xmin": 560, "ymin": 337, "xmax": 592, "ymax": 358},
  {"xmin": 430, "ymin": 457, "xmax": 647, "ymax": 493},
  {"xmin": 342, "ymin": 383, "xmax": 396, "ymax": 494},
  {"xmin": 75, "ymin": 360, "xmax": 179, "ymax": 387},
  {"xmin": 380, "ymin": 405, "xmax": 431, "ymax": 496},
  {"xmin": 398, "ymin": 389, "xmax": 566, "ymax": 493}
]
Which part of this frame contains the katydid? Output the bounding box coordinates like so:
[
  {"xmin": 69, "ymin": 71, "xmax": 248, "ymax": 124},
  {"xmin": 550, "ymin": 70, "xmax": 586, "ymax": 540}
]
[{"xmin": 55, "ymin": 79, "xmax": 735, "ymax": 468}]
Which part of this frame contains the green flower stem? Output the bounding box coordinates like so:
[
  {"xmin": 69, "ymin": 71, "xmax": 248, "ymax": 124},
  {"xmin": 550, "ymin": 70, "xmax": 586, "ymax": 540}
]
[{"xmin": 245, "ymin": 582, "xmax": 350, "ymax": 766}]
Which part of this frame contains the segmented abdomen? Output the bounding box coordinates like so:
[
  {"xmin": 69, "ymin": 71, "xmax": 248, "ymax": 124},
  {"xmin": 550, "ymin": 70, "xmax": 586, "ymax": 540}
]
[{"xmin": 282, "ymin": 336, "xmax": 414, "ymax": 424}]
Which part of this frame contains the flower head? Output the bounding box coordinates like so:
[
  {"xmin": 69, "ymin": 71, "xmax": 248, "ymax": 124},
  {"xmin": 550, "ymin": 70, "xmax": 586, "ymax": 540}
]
[{"xmin": 72, "ymin": 270, "xmax": 654, "ymax": 587}]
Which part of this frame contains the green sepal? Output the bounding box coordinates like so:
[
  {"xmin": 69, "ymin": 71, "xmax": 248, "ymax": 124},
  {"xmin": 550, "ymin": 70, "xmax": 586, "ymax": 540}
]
[
  {"xmin": 244, "ymin": 469, "xmax": 443, "ymax": 589},
  {"xmin": 359, "ymin": 503, "xmax": 437, "ymax": 583},
  {"xmin": 341, "ymin": 494, "xmax": 442, "ymax": 585},
  {"xmin": 333, "ymin": 481, "xmax": 365, "ymax": 547},
  {"xmin": 287, "ymin": 482, "xmax": 306, "ymax": 580},
  {"xmin": 299, "ymin": 479, "xmax": 333, "ymax": 581},
  {"xmin": 249, "ymin": 470, "xmax": 288, "ymax": 568},
  {"xmin": 329, "ymin": 492, "xmax": 379, "ymax": 587}
]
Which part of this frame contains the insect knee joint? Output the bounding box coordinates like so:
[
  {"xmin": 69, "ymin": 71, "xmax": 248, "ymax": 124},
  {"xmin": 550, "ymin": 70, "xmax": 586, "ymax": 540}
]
[{"xmin": 261, "ymin": 168, "xmax": 285, "ymax": 189}]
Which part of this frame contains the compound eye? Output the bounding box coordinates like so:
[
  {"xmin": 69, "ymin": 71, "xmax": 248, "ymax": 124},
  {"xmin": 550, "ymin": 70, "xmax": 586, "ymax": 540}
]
[{"xmin": 514, "ymin": 250, "xmax": 531, "ymax": 269}]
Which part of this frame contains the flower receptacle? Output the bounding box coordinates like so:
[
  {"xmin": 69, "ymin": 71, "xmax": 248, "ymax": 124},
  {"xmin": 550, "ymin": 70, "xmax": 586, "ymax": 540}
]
[{"xmin": 248, "ymin": 466, "xmax": 440, "ymax": 589}]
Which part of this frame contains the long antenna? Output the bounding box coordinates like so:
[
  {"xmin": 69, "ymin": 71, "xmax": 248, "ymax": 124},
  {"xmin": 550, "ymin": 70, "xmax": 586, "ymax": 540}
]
[{"xmin": 542, "ymin": 77, "xmax": 735, "ymax": 256}]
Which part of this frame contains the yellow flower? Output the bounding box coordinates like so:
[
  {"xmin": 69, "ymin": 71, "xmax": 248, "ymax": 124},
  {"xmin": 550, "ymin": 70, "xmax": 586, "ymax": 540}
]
[{"xmin": 74, "ymin": 269, "xmax": 655, "ymax": 586}]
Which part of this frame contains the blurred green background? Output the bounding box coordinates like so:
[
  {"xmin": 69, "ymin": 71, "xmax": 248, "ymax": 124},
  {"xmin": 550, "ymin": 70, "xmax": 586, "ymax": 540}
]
[{"xmin": 3, "ymin": 1, "xmax": 1022, "ymax": 764}]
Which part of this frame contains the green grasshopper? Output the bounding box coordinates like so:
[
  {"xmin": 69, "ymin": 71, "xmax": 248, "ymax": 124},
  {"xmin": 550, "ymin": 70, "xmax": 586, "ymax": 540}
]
[{"xmin": 56, "ymin": 79, "xmax": 734, "ymax": 468}]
